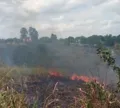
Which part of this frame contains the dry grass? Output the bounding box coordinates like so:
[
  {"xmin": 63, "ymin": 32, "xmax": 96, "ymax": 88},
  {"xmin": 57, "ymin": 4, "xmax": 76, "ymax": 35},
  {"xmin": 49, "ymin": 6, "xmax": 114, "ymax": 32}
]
[{"xmin": 0, "ymin": 66, "xmax": 119, "ymax": 108}]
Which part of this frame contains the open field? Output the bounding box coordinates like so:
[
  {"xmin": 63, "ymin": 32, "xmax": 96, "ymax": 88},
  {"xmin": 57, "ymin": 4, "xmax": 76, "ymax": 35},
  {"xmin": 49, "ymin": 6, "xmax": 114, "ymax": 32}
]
[{"xmin": 0, "ymin": 66, "xmax": 119, "ymax": 108}]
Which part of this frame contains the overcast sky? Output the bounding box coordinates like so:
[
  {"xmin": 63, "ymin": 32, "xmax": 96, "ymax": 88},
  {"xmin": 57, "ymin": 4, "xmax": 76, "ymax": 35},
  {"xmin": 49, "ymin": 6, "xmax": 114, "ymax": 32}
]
[{"xmin": 0, "ymin": 0, "xmax": 120, "ymax": 38}]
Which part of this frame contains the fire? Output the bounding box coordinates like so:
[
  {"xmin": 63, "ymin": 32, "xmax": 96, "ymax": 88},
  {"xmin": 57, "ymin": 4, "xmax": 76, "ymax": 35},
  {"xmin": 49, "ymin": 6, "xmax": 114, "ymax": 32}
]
[
  {"xmin": 71, "ymin": 74, "xmax": 98, "ymax": 83},
  {"xmin": 49, "ymin": 71, "xmax": 62, "ymax": 77},
  {"xmin": 71, "ymin": 74, "xmax": 79, "ymax": 80},
  {"xmin": 49, "ymin": 71, "xmax": 98, "ymax": 83}
]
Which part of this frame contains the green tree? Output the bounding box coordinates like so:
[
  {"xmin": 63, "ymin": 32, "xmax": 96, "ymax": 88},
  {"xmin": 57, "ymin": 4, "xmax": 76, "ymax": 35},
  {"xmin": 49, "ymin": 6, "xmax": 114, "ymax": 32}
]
[
  {"xmin": 80, "ymin": 36, "xmax": 87, "ymax": 44},
  {"xmin": 87, "ymin": 35, "xmax": 103, "ymax": 45},
  {"xmin": 50, "ymin": 33, "xmax": 57, "ymax": 41},
  {"xmin": 67, "ymin": 36, "xmax": 74, "ymax": 45},
  {"xmin": 104, "ymin": 34, "xmax": 114, "ymax": 46},
  {"xmin": 115, "ymin": 35, "xmax": 120, "ymax": 43},
  {"xmin": 29, "ymin": 27, "xmax": 39, "ymax": 42},
  {"xmin": 20, "ymin": 27, "xmax": 28, "ymax": 40},
  {"xmin": 39, "ymin": 37, "xmax": 50, "ymax": 43}
]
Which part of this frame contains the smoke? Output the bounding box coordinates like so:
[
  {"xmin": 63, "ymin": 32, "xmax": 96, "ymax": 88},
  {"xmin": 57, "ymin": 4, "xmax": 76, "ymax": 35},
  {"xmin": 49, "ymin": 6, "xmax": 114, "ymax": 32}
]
[
  {"xmin": 0, "ymin": 44, "xmax": 14, "ymax": 66},
  {"xmin": 47, "ymin": 42, "xmax": 118, "ymax": 84},
  {"xmin": 0, "ymin": 42, "xmax": 118, "ymax": 84}
]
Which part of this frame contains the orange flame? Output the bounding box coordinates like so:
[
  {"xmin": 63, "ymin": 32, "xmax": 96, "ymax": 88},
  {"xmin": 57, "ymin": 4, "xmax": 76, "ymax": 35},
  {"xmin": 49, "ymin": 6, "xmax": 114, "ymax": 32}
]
[
  {"xmin": 71, "ymin": 74, "xmax": 98, "ymax": 83},
  {"xmin": 49, "ymin": 71, "xmax": 62, "ymax": 77},
  {"xmin": 49, "ymin": 71, "xmax": 98, "ymax": 83}
]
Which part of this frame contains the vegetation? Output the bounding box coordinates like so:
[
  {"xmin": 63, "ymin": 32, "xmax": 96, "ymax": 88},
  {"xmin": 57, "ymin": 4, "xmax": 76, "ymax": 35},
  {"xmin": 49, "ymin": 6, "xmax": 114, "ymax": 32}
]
[
  {"xmin": 20, "ymin": 27, "xmax": 28, "ymax": 40},
  {"xmin": 66, "ymin": 34, "xmax": 120, "ymax": 47},
  {"xmin": 2, "ymin": 27, "xmax": 120, "ymax": 47},
  {"xmin": 0, "ymin": 46, "xmax": 120, "ymax": 108},
  {"xmin": 97, "ymin": 46, "xmax": 120, "ymax": 92},
  {"xmin": 29, "ymin": 27, "xmax": 39, "ymax": 42},
  {"xmin": 0, "ymin": 27, "xmax": 120, "ymax": 107},
  {"xmin": 5, "ymin": 27, "xmax": 119, "ymax": 68}
]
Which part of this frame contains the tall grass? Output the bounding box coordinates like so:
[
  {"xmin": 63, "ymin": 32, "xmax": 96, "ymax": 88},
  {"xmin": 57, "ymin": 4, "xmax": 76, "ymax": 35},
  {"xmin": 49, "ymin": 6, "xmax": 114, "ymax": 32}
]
[{"xmin": 0, "ymin": 63, "xmax": 119, "ymax": 107}]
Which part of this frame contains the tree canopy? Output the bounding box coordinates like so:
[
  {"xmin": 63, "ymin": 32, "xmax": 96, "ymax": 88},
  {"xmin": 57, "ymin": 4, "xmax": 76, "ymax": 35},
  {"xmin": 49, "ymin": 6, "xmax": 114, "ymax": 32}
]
[
  {"xmin": 20, "ymin": 27, "xmax": 28, "ymax": 40},
  {"xmin": 29, "ymin": 27, "xmax": 39, "ymax": 42}
]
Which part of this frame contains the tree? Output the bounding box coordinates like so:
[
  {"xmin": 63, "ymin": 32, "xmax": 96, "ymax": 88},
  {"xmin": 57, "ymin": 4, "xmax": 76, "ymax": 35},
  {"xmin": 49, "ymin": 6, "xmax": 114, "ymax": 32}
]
[
  {"xmin": 75, "ymin": 37, "xmax": 81, "ymax": 44},
  {"xmin": 29, "ymin": 27, "xmax": 39, "ymax": 42},
  {"xmin": 67, "ymin": 36, "xmax": 74, "ymax": 45},
  {"xmin": 5, "ymin": 38, "xmax": 21, "ymax": 44},
  {"xmin": 80, "ymin": 36, "xmax": 87, "ymax": 44},
  {"xmin": 20, "ymin": 27, "xmax": 28, "ymax": 40},
  {"xmin": 39, "ymin": 37, "xmax": 50, "ymax": 43},
  {"xmin": 50, "ymin": 33, "xmax": 57, "ymax": 41},
  {"xmin": 5, "ymin": 38, "xmax": 13, "ymax": 44},
  {"xmin": 87, "ymin": 35, "xmax": 103, "ymax": 45},
  {"xmin": 115, "ymin": 35, "xmax": 120, "ymax": 43},
  {"xmin": 104, "ymin": 34, "xmax": 114, "ymax": 46}
]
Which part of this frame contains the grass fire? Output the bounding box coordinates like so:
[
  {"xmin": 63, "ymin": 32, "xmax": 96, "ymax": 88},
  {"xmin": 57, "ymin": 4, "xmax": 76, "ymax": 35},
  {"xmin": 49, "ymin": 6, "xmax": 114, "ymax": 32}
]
[{"xmin": 0, "ymin": 64, "xmax": 119, "ymax": 108}]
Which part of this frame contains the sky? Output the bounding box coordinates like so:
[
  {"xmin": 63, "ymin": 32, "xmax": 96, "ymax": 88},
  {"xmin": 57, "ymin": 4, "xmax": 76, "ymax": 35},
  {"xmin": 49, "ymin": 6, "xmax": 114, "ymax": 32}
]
[{"xmin": 0, "ymin": 0, "xmax": 120, "ymax": 38}]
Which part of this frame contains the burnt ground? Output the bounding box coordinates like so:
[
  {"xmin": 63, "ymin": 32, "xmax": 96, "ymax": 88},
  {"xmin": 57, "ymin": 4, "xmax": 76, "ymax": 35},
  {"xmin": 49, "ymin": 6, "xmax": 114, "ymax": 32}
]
[{"xmin": 11, "ymin": 75, "xmax": 85, "ymax": 108}]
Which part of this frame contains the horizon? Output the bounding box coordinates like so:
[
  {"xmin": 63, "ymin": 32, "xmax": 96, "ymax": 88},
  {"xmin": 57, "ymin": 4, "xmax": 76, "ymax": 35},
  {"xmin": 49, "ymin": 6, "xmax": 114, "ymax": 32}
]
[{"xmin": 1, "ymin": 33, "xmax": 120, "ymax": 40}]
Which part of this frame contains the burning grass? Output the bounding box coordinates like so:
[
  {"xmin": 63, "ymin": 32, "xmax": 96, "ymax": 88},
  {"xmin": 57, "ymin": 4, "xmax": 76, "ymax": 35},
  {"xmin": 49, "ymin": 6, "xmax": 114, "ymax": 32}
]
[{"xmin": 0, "ymin": 67, "xmax": 119, "ymax": 108}]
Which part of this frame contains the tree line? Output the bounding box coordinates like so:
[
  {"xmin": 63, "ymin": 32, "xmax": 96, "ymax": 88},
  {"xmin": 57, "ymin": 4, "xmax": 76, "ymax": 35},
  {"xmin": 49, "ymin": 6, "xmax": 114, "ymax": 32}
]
[
  {"xmin": 1, "ymin": 27, "xmax": 120, "ymax": 47},
  {"xmin": 63, "ymin": 34, "xmax": 120, "ymax": 47},
  {"xmin": 1, "ymin": 27, "xmax": 120, "ymax": 67}
]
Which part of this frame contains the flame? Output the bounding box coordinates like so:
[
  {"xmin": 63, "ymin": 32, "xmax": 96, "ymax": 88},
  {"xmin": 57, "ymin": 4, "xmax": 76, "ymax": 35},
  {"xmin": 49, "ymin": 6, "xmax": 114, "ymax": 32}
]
[
  {"xmin": 49, "ymin": 71, "xmax": 98, "ymax": 83},
  {"xmin": 71, "ymin": 74, "xmax": 98, "ymax": 83},
  {"xmin": 49, "ymin": 71, "xmax": 62, "ymax": 77}
]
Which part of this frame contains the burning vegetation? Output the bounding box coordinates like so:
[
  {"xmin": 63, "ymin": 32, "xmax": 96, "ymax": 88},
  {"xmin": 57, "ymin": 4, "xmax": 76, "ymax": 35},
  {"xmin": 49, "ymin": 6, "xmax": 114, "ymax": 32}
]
[
  {"xmin": 0, "ymin": 67, "xmax": 119, "ymax": 108},
  {"xmin": 0, "ymin": 47, "xmax": 120, "ymax": 108},
  {"xmin": 48, "ymin": 70, "xmax": 98, "ymax": 83}
]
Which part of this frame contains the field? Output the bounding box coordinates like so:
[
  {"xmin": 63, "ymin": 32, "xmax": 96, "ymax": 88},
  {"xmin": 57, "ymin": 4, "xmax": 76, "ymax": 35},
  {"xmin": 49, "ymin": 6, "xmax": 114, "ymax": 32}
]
[
  {"xmin": 0, "ymin": 44, "xmax": 119, "ymax": 108},
  {"xmin": 0, "ymin": 66, "xmax": 120, "ymax": 108}
]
